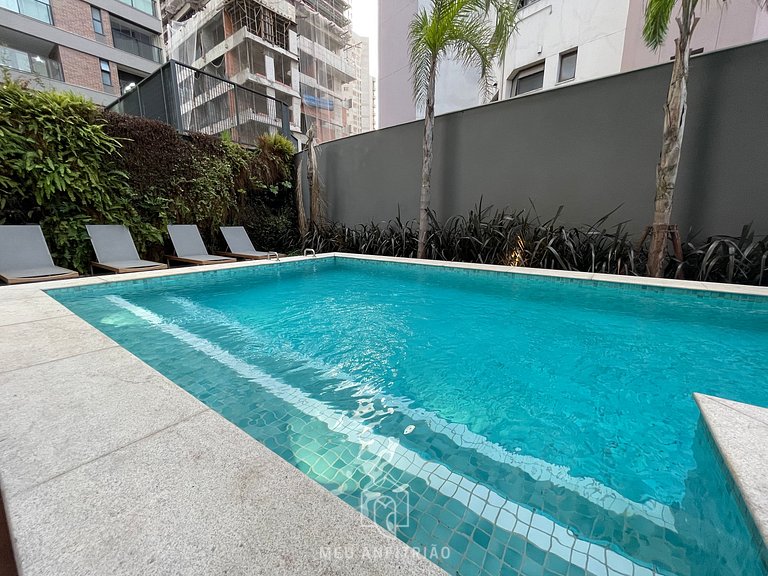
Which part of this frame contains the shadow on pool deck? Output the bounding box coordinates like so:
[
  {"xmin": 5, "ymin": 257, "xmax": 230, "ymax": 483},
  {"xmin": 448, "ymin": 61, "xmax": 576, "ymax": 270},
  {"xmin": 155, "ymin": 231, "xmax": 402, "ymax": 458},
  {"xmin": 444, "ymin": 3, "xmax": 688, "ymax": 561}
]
[{"xmin": 0, "ymin": 490, "xmax": 18, "ymax": 576}]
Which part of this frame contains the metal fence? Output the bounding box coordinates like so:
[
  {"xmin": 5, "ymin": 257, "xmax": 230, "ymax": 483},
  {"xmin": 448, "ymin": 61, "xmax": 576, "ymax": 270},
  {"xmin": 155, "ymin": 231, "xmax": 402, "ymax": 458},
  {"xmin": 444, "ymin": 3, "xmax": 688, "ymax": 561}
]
[{"xmin": 106, "ymin": 60, "xmax": 293, "ymax": 148}]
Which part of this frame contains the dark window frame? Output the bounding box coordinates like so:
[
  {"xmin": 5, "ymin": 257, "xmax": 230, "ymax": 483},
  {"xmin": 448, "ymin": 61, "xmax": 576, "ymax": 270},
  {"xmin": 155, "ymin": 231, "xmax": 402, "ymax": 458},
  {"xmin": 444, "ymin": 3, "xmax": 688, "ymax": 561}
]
[
  {"xmin": 512, "ymin": 64, "xmax": 544, "ymax": 97},
  {"xmin": 100, "ymin": 59, "xmax": 112, "ymax": 87},
  {"xmin": 558, "ymin": 49, "xmax": 577, "ymax": 83},
  {"xmin": 91, "ymin": 6, "xmax": 104, "ymax": 36}
]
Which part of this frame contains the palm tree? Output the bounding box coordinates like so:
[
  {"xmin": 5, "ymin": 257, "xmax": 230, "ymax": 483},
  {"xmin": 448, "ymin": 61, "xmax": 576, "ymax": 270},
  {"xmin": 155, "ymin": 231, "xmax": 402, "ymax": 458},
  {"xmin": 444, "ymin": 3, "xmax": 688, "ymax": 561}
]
[
  {"xmin": 643, "ymin": 0, "xmax": 766, "ymax": 276},
  {"xmin": 643, "ymin": 0, "xmax": 700, "ymax": 277},
  {"xmin": 409, "ymin": 0, "xmax": 517, "ymax": 259}
]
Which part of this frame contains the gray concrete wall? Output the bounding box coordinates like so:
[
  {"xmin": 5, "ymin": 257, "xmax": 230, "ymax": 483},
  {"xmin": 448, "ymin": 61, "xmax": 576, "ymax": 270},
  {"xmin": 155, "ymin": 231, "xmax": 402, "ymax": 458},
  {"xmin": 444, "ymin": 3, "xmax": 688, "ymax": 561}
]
[{"xmin": 308, "ymin": 39, "xmax": 768, "ymax": 238}]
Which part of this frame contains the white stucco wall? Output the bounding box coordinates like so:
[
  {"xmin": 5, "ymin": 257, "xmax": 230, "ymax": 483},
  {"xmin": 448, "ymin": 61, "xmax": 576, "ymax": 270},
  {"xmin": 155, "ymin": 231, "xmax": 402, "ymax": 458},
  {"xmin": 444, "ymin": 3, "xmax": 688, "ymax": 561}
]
[{"xmin": 498, "ymin": 0, "xmax": 631, "ymax": 98}]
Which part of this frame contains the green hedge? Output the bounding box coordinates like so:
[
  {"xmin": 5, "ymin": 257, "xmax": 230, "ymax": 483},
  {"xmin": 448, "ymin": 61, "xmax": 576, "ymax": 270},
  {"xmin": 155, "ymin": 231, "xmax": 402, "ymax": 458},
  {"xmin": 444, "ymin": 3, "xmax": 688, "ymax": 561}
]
[
  {"xmin": 0, "ymin": 77, "xmax": 297, "ymax": 272},
  {"xmin": 301, "ymin": 206, "xmax": 768, "ymax": 286}
]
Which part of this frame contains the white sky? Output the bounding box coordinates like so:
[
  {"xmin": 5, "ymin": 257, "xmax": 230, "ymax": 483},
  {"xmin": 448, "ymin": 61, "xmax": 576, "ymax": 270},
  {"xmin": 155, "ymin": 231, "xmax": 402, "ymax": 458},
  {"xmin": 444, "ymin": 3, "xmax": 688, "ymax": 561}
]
[{"xmin": 348, "ymin": 0, "xmax": 379, "ymax": 78}]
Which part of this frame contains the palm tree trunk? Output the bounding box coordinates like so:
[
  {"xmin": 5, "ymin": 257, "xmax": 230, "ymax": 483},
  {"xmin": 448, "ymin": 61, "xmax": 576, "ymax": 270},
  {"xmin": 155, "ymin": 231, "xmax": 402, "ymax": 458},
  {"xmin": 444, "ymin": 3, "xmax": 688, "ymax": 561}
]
[
  {"xmin": 306, "ymin": 125, "xmax": 323, "ymax": 228},
  {"xmin": 417, "ymin": 58, "xmax": 437, "ymax": 259},
  {"xmin": 295, "ymin": 156, "xmax": 308, "ymax": 238},
  {"xmin": 647, "ymin": 4, "xmax": 699, "ymax": 277}
]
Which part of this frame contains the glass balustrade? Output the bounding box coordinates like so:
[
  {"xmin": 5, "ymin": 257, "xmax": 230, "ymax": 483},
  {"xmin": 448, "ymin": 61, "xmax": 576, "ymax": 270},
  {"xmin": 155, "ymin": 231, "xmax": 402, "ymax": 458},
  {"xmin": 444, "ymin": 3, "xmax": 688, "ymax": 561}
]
[
  {"xmin": 0, "ymin": 0, "xmax": 53, "ymax": 24},
  {"xmin": 0, "ymin": 46, "xmax": 63, "ymax": 81},
  {"xmin": 111, "ymin": 28, "xmax": 162, "ymax": 63}
]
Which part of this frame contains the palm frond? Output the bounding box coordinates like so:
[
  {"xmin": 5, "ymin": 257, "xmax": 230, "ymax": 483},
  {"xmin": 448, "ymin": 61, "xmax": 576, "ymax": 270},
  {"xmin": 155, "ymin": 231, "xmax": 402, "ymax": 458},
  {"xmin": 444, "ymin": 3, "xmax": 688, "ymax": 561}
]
[
  {"xmin": 408, "ymin": 7, "xmax": 436, "ymax": 106},
  {"xmin": 643, "ymin": 0, "xmax": 678, "ymax": 49},
  {"xmin": 408, "ymin": 0, "xmax": 519, "ymax": 106}
]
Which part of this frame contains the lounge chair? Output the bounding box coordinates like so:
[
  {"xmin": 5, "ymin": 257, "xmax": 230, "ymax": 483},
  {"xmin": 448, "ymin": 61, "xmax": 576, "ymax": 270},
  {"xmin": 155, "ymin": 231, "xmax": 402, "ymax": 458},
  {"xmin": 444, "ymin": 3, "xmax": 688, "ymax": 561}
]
[
  {"xmin": 86, "ymin": 224, "xmax": 167, "ymax": 274},
  {"xmin": 216, "ymin": 226, "xmax": 282, "ymax": 261},
  {"xmin": 167, "ymin": 225, "xmax": 237, "ymax": 266},
  {"xmin": 0, "ymin": 225, "xmax": 78, "ymax": 284}
]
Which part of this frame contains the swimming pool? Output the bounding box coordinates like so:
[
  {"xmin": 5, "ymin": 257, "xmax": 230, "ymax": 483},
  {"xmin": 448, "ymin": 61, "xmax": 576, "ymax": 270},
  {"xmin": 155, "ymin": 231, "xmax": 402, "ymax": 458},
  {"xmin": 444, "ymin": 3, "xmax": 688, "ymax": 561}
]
[{"xmin": 50, "ymin": 257, "xmax": 768, "ymax": 576}]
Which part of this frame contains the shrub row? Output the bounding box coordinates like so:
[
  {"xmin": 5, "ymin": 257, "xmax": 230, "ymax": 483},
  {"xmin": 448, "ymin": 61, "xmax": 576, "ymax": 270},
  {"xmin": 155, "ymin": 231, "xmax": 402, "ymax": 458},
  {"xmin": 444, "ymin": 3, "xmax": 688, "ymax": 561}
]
[
  {"xmin": 300, "ymin": 204, "xmax": 768, "ymax": 286},
  {"xmin": 0, "ymin": 77, "xmax": 297, "ymax": 272}
]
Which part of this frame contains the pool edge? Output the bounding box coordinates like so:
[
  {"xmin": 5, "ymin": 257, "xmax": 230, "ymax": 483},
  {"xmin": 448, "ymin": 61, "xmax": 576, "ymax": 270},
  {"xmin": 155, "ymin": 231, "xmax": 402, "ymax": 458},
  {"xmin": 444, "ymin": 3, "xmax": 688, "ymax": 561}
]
[{"xmin": 695, "ymin": 393, "xmax": 768, "ymax": 550}]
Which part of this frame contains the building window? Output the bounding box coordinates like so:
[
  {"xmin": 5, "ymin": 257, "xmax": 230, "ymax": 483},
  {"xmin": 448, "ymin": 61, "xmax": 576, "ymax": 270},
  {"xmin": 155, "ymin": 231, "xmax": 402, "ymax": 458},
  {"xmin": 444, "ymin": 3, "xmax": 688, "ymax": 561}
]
[
  {"xmin": 512, "ymin": 64, "xmax": 544, "ymax": 96},
  {"xmin": 100, "ymin": 59, "xmax": 112, "ymax": 87},
  {"xmin": 558, "ymin": 50, "xmax": 577, "ymax": 82},
  {"xmin": 2, "ymin": 0, "xmax": 53, "ymax": 24},
  {"xmin": 91, "ymin": 6, "xmax": 104, "ymax": 35},
  {"xmin": 111, "ymin": 16, "xmax": 162, "ymax": 62},
  {"xmin": 114, "ymin": 0, "xmax": 154, "ymax": 16},
  {"xmin": 0, "ymin": 45, "xmax": 63, "ymax": 81}
]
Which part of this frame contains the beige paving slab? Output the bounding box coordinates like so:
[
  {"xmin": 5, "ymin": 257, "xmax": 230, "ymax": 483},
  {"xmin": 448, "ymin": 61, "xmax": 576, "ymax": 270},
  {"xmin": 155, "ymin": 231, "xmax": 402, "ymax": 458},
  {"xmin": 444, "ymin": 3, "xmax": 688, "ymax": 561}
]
[
  {"xmin": 0, "ymin": 313, "xmax": 117, "ymax": 373},
  {"xmin": 0, "ymin": 346, "xmax": 205, "ymax": 496},
  {"xmin": 695, "ymin": 393, "xmax": 768, "ymax": 545},
  {"xmin": 0, "ymin": 276, "xmax": 106, "ymax": 293},
  {"xmin": 7, "ymin": 410, "xmax": 445, "ymax": 576},
  {"xmin": 0, "ymin": 291, "xmax": 72, "ymax": 327}
]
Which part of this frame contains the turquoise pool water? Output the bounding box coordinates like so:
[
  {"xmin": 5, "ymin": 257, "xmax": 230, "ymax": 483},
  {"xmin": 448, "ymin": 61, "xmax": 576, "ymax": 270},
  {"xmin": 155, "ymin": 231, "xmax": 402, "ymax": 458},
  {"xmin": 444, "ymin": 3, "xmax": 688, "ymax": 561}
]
[{"xmin": 50, "ymin": 258, "xmax": 768, "ymax": 576}]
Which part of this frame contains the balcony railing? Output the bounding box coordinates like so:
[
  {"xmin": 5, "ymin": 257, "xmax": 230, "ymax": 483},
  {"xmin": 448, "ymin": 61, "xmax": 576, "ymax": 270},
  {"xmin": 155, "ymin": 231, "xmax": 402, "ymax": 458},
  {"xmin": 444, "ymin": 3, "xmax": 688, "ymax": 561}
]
[
  {"xmin": 0, "ymin": 0, "xmax": 52, "ymax": 24},
  {"xmin": 112, "ymin": 28, "xmax": 163, "ymax": 63},
  {"xmin": 115, "ymin": 0, "xmax": 155, "ymax": 17},
  {"xmin": 0, "ymin": 46, "xmax": 63, "ymax": 81}
]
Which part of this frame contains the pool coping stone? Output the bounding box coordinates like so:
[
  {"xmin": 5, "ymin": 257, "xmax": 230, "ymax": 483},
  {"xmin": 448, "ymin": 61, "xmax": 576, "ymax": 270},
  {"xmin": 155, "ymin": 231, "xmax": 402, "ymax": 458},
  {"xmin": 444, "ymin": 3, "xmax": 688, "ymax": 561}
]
[{"xmin": 694, "ymin": 394, "xmax": 768, "ymax": 547}]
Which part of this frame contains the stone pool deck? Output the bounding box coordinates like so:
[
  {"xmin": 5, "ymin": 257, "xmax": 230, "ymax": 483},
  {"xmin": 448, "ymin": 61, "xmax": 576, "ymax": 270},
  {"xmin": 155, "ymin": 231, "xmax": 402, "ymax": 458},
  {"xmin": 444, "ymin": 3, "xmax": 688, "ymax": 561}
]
[{"xmin": 1, "ymin": 254, "xmax": 767, "ymax": 574}]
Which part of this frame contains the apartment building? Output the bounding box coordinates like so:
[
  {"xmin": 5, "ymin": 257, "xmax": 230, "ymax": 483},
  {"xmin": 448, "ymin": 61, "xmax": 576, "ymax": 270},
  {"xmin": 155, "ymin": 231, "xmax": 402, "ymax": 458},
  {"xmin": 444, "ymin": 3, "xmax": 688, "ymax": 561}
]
[
  {"xmin": 296, "ymin": 0, "xmax": 355, "ymax": 142},
  {"xmin": 499, "ymin": 0, "xmax": 768, "ymax": 100},
  {"xmin": 163, "ymin": 0, "xmax": 363, "ymax": 143},
  {"xmin": 341, "ymin": 31, "xmax": 372, "ymax": 136},
  {"xmin": 161, "ymin": 0, "xmax": 301, "ymax": 131},
  {"xmin": 0, "ymin": 0, "xmax": 163, "ymax": 105},
  {"xmin": 379, "ymin": 0, "xmax": 768, "ymax": 128}
]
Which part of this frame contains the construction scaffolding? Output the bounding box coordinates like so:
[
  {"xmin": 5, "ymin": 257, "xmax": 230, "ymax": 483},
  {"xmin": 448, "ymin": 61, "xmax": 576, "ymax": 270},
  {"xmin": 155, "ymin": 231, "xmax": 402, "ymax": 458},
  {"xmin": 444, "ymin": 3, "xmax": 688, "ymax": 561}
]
[
  {"xmin": 162, "ymin": 0, "xmax": 364, "ymax": 144},
  {"xmin": 296, "ymin": 0, "xmax": 353, "ymax": 142},
  {"xmin": 106, "ymin": 60, "xmax": 293, "ymax": 148},
  {"xmin": 300, "ymin": 0, "xmax": 350, "ymax": 29},
  {"xmin": 225, "ymin": 0, "xmax": 292, "ymax": 51}
]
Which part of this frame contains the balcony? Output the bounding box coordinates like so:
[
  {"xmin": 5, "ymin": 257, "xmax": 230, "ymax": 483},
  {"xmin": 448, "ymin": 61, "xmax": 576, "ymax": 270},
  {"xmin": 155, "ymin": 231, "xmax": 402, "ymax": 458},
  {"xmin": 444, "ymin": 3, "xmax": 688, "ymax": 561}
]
[
  {"xmin": 115, "ymin": 0, "xmax": 155, "ymax": 17},
  {"xmin": 112, "ymin": 27, "xmax": 162, "ymax": 63},
  {"xmin": 0, "ymin": 0, "xmax": 52, "ymax": 24},
  {"xmin": 0, "ymin": 28, "xmax": 63, "ymax": 81},
  {"xmin": 0, "ymin": 45, "xmax": 62, "ymax": 80}
]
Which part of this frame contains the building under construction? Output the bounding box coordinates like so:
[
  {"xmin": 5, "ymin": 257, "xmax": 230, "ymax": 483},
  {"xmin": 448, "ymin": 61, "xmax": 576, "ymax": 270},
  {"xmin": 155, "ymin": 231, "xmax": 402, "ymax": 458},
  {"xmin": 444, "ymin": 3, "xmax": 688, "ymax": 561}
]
[{"xmin": 161, "ymin": 0, "xmax": 363, "ymax": 144}]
